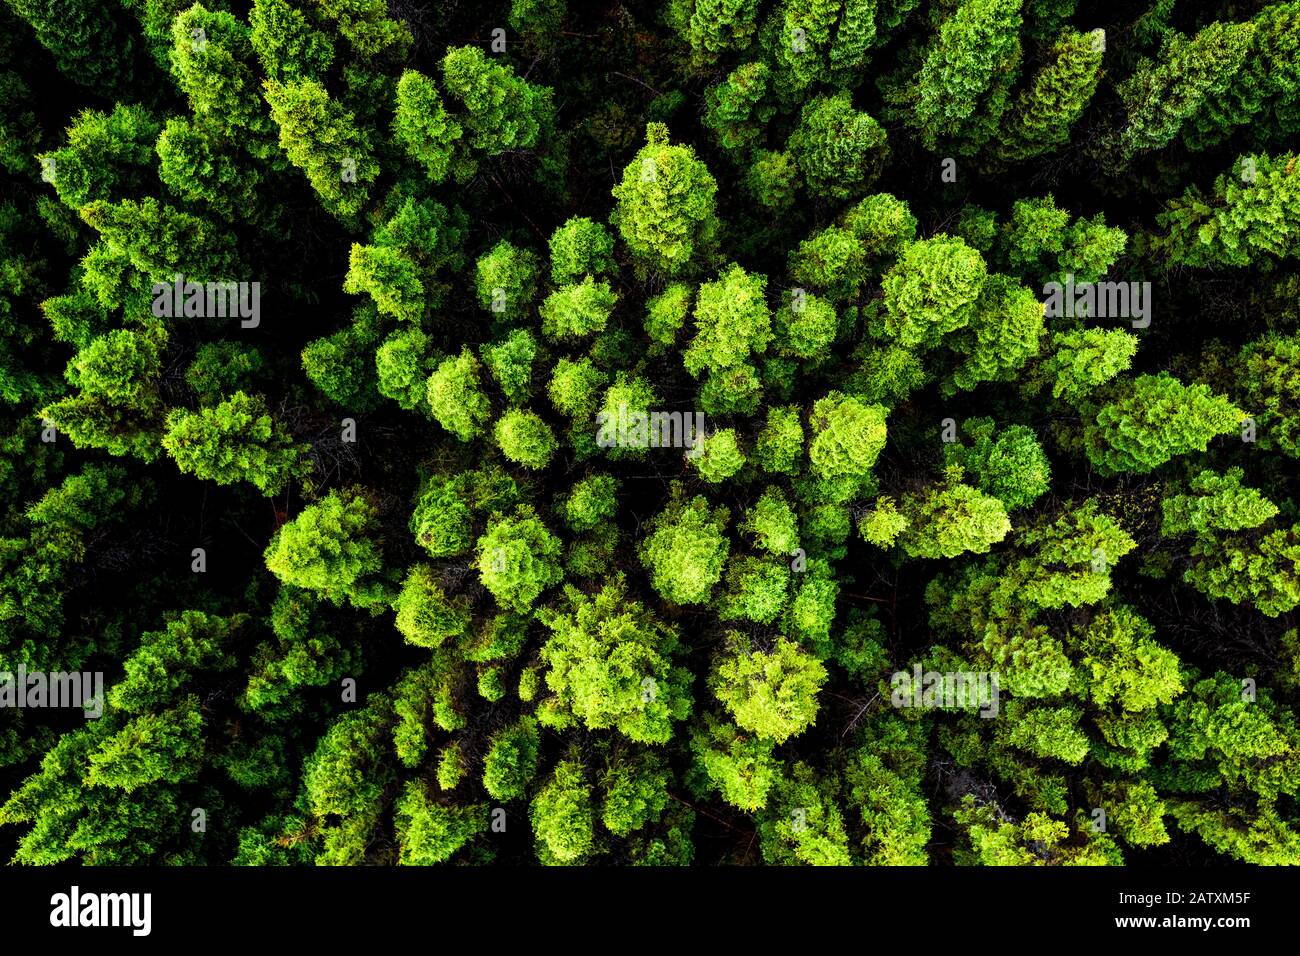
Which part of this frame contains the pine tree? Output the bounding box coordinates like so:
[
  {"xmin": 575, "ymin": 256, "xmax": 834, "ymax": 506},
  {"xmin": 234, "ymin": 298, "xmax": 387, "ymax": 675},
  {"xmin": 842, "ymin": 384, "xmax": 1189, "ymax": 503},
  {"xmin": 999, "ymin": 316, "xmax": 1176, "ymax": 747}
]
[
  {"xmin": 440, "ymin": 45, "xmax": 554, "ymax": 155},
  {"xmin": 263, "ymin": 488, "xmax": 390, "ymax": 609},
  {"xmin": 786, "ymin": 91, "xmax": 888, "ymax": 203},
  {"xmin": 1086, "ymin": 373, "xmax": 1244, "ymax": 475},
  {"xmin": 264, "ymin": 77, "xmax": 377, "ymax": 221},
  {"xmin": 990, "ymin": 28, "xmax": 1103, "ymax": 165},
  {"xmin": 906, "ymin": 0, "xmax": 1024, "ymax": 154},
  {"xmin": 392, "ymin": 70, "xmax": 463, "ymax": 184},
  {"xmin": 162, "ymin": 391, "xmax": 310, "ymax": 496},
  {"xmin": 1157, "ymin": 153, "xmax": 1300, "ymax": 268},
  {"xmin": 611, "ymin": 123, "xmax": 720, "ymax": 278}
]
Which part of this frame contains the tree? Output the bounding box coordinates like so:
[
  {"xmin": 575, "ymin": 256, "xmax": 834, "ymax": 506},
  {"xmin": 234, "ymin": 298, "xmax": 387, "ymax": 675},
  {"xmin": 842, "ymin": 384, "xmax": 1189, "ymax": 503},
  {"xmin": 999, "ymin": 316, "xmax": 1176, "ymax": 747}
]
[
  {"xmin": 530, "ymin": 757, "xmax": 594, "ymax": 863},
  {"xmin": 1183, "ymin": 525, "xmax": 1300, "ymax": 617},
  {"xmin": 0, "ymin": 725, "xmax": 185, "ymax": 864},
  {"xmin": 879, "ymin": 236, "xmax": 987, "ymax": 350},
  {"xmin": 302, "ymin": 307, "xmax": 384, "ymax": 411},
  {"xmin": 440, "ymin": 45, "xmax": 554, "ymax": 154},
  {"xmin": 844, "ymin": 717, "xmax": 933, "ymax": 865},
  {"xmin": 945, "ymin": 274, "xmax": 1044, "ymax": 392},
  {"xmin": 711, "ymin": 636, "xmax": 827, "ymax": 743},
  {"xmin": 393, "ymin": 564, "xmax": 471, "ymax": 648},
  {"xmin": 509, "ymin": 0, "xmax": 566, "ymax": 47},
  {"xmin": 482, "ymin": 716, "xmax": 540, "ymax": 802},
  {"xmin": 410, "ymin": 472, "xmax": 475, "ymax": 559},
  {"xmin": 376, "ymin": 326, "xmax": 437, "ymax": 412},
  {"xmin": 761, "ymin": 0, "xmax": 841, "ymax": 105},
  {"xmin": 787, "ymin": 92, "xmax": 888, "ymax": 203},
  {"xmin": 110, "ymin": 611, "xmax": 243, "ymax": 714},
  {"xmin": 746, "ymin": 149, "xmax": 798, "ymax": 211},
  {"xmin": 392, "ymin": 70, "xmax": 463, "ymax": 183},
  {"xmin": 171, "ymin": 6, "xmax": 278, "ymax": 159},
  {"xmin": 1161, "ymin": 468, "xmax": 1279, "ymax": 537},
  {"xmin": 1238, "ymin": 332, "xmax": 1300, "ymax": 457},
  {"xmin": 427, "ymin": 348, "xmax": 492, "ymax": 442},
  {"xmin": 681, "ymin": 0, "xmax": 761, "ymax": 66},
  {"xmin": 1182, "ymin": 1, "xmax": 1300, "ymax": 149},
  {"xmin": 264, "ymin": 488, "xmax": 390, "ymax": 609},
  {"xmin": 692, "ymin": 428, "xmax": 747, "ymax": 483},
  {"xmin": 1086, "ymin": 373, "xmax": 1244, "ymax": 475},
  {"xmin": 944, "ymin": 418, "xmax": 1050, "ymax": 510},
  {"xmin": 1157, "ymin": 153, "xmax": 1300, "ymax": 268},
  {"xmin": 953, "ymin": 797, "xmax": 1122, "ymax": 865},
  {"xmin": 5, "ymin": 0, "xmax": 135, "ymax": 91},
  {"xmin": 86, "ymin": 697, "xmax": 206, "ymax": 792},
  {"xmin": 563, "ymin": 474, "xmax": 618, "ymax": 532},
  {"xmin": 157, "ymin": 119, "xmax": 261, "ymax": 220},
  {"xmin": 475, "ymin": 240, "xmax": 539, "ymax": 321},
  {"xmin": 40, "ymin": 104, "xmax": 160, "ymax": 212},
  {"xmin": 303, "ymin": 699, "xmax": 393, "ymax": 838},
  {"xmin": 548, "ymin": 357, "xmax": 606, "ymax": 420},
  {"xmin": 755, "ymin": 404, "xmax": 805, "ymax": 474},
  {"xmin": 1030, "ymin": 328, "xmax": 1137, "ymax": 405},
  {"xmin": 249, "ymin": 0, "xmax": 336, "ymax": 82},
  {"xmin": 808, "ymin": 392, "xmax": 888, "ymax": 482},
  {"xmin": 928, "ymin": 499, "xmax": 1136, "ymax": 638},
  {"xmin": 600, "ymin": 750, "xmax": 671, "ymax": 836},
  {"xmin": 537, "ymin": 577, "xmax": 691, "ymax": 743},
  {"xmin": 475, "ymin": 505, "xmax": 564, "ymax": 612},
  {"xmin": 494, "ymin": 408, "xmax": 557, "ymax": 469},
  {"xmin": 991, "ymin": 28, "xmax": 1103, "ymax": 164},
  {"xmin": 79, "ymin": 197, "xmax": 239, "ymax": 284},
  {"xmin": 904, "ymin": 0, "xmax": 1024, "ymax": 154},
  {"xmin": 638, "ymin": 490, "xmax": 730, "ymax": 605},
  {"xmin": 481, "ymin": 329, "xmax": 538, "ymax": 405},
  {"xmin": 1103, "ymin": 20, "xmax": 1255, "ymax": 169},
  {"xmin": 611, "ymin": 123, "xmax": 720, "ymax": 277},
  {"xmin": 717, "ymin": 555, "xmax": 789, "ymax": 623},
  {"xmin": 394, "ymin": 783, "xmax": 485, "ymax": 865},
  {"xmin": 1073, "ymin": 606, "xmax": 1182, "ymax": 712},
  {"xmin": 162, "ymin": 391, "xmax": 310, "ymax": 496},
  {"xmin": 263, "ymin": 77, "xmax": 377, "ymax": 221},
  {"xmin": 892, "ymin": 478, "xmax": 1011, "ymax": 559},
  {"xmin": 703, "ymin": 61, "xmax": 772, "ymax": 153},
  {"xmin": 345, "ymin": 196, "xmax": 467, "ymax": 320},
  {"xmin": 758, "ymin": 762, "xmax": 853, "ymax": 865},
  {"xmin": 39, "ymin": 322, "xmax": 168, "ymax": 462},
  {"xmin": 1161, "ymin": 671, "xmax": 1300, "ymax": 808},
  {"xmin": 740, "ymin": 486, "xmax": 800, "ymax": 555},
  {"xmin": 0, "ymin": 72, "xmax": 40, "ymax": 180},
  {"xmin": 548, "ymin": 217, "xmax": 615, "ymax": 284},
  {"xmin": 691, "ymin": 713, "xmax": 781, "ymax": 811},
  {"xmin": 540, "ymin": 276, "xmax": 617, "ymax": 341},
  {"xmin": 683, "ymin": 263, "xmax": 771, "ymax": 377},
  {"xmin": 828, "ymin": 0, "xmax": 881, "ymax": 83},
  {"xmin": 315, "ymin": 0, "xmax": 411, "ymax": 59},
  {"xmin": 773, "ymin": 291, "xmax": 837, "ymax": 360}
]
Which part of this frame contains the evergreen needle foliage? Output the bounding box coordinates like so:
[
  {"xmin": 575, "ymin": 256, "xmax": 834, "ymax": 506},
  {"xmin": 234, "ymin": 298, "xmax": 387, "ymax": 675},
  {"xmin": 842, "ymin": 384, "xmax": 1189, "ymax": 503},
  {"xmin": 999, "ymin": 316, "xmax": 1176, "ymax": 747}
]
[{"xmin": 1, "ymin": 0, "xmax": 1299, "ymax": 870}]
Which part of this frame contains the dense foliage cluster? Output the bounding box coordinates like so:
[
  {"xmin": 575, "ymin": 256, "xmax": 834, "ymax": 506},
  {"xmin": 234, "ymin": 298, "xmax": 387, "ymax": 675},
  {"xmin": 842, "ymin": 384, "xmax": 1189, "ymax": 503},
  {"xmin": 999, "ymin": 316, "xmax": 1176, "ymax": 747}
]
[{"xmin": 2, "ymin": 0, "xmax": 1299, "ymax": 866}]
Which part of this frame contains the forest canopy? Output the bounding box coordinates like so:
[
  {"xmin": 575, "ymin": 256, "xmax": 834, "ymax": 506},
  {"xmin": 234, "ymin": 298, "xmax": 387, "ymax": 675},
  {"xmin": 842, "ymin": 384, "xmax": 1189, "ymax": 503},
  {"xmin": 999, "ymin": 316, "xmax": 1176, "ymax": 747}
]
[{"xmin": 1, "ymin": 0, "xmax": 1300, "ymax": 867}]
